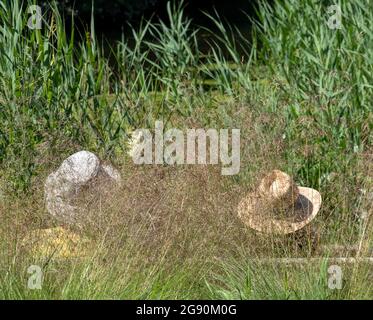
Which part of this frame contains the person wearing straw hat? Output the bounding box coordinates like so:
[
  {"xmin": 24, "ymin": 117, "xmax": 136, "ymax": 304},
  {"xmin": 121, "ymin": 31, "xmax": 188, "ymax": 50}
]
[{"xmin": 238, "ymin": 170, "xmax": 322, "ymax": 235}]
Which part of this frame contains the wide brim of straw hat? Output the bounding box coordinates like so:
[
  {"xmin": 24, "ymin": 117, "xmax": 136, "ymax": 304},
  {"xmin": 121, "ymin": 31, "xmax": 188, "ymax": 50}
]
[{"xmin": 238, "ymin": 187, "xmax": 322, "ymax": 235}]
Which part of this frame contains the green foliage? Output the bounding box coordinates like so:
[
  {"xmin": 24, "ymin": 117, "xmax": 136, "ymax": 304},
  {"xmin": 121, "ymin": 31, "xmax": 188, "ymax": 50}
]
[
  {"xmin": 254, "ymin": 0, "xmax": 373, "ymax": 187},
  {"xmin": 0, "ymin": 0, "xmax": 372, "ymax": 299}
]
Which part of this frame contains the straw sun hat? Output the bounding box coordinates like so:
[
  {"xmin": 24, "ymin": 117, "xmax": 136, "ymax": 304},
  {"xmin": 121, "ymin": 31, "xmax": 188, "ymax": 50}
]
[{"xmin": 238, "ymin": 170, "xmax": 322, "ymax": 235}]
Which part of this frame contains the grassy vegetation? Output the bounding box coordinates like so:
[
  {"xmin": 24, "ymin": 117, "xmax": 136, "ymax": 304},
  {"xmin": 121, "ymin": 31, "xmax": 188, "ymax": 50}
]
[{"xmin": 0, "ymin": 0, "xmax": 372, "ymax": 299}]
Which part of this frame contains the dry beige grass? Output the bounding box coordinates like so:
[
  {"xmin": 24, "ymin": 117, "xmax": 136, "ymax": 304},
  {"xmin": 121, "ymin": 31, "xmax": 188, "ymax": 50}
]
[
  {"xmin": 0, "ymin": 105, "xmax": 324, "ymax": 264},
  {"xmin": 0, "ymin": 105, "xmax": 371, "ymax": 299}
]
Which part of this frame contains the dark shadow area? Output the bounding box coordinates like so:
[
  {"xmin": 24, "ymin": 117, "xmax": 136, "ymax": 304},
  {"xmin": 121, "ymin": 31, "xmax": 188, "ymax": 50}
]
[{"xmin": 54, "ymin": 0, "xmax": 260, "ymax": 39}]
